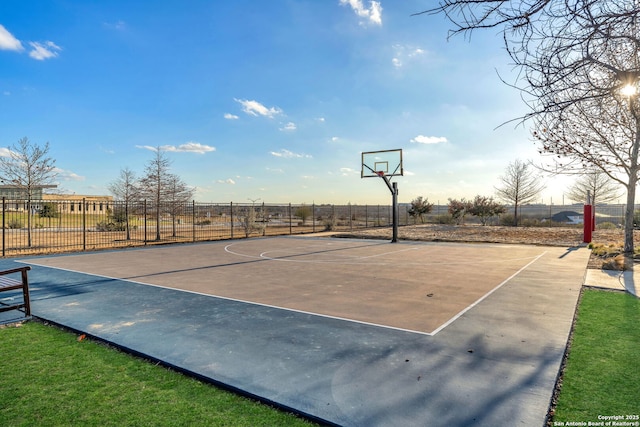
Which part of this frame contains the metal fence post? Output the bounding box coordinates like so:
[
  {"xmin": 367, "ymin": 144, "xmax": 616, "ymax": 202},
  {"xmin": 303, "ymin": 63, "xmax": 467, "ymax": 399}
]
[
  {"xmin": 230, "ymin": 202, "xmax": 234, "ymax": 239},
  {"xmin": 289, "ymin": 203, "xmax": 292, "ymax": 235},
  {"xmin": 144, "ymin": 200, "xmax": 148, "ymax": 245},
  {"xmin": 2, "ymin": 197, "xmax": 5, "ymax": 257},
  {"xmin": 82, "ymin": 198, "xmax": 87, "ymax": 251},
  {"xmin": 192, "ymin": 200, "xmax": 196, "ymax": 242}
]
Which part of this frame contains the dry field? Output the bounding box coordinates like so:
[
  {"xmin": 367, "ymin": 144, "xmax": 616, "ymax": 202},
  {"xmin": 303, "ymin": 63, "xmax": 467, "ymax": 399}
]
[{"xmin": 335, "ymin": 224, "xmax": 639, "ymax": 270}]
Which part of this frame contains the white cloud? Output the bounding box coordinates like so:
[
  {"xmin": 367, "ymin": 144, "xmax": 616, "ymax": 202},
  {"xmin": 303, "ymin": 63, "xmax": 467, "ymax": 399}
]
[
  {"xmin": 280, "ymin": 122, "xmax": 297, "ymax": 131},
  {"xmin": 98, "ymin": 145, "xmax": 115, "ymax": 154},
  {"xmin": 270, "ymin": 149, "xmax": 312, "ymax": 159},
  {"xmin": 216, "ymin": 178, "xmax": 236, "ymax": 185},
  {"xmin": 135, "ymin": 145, "xmax": 157, "ymax": 152},
  {"xmin": 410, "ymin": 135, "xmax": 448, "ymax": 144},
  {"xmin": 266, "ymin": 167, "xmax": 284, "ymax": 173},
  {"xmin": 28, "ymin": 41, "xmax": 62, "ymax": 60},
  {"xmin": 224, "ymin": 113, "xmax": 239, "ymax": 120},
  {"xmin": 339, "ymin": 0, "xmax": 382, "ymax": 26},
  {"xmin": 136, "ymin": 143, "xmax": 215, "ymax": 154},
  {"xmin": 161, "ymin": 142, "xmax": 216, "ymax": 154},
  {"xmin": 392, "ymin": 44, "xmax": 426, "ymax": 69},
  {"xmin": 330, "ymin": 136, "xmax": 339, "ymax": 142},
  {"xmin": 0, "ymin": 25, "xmax": 23, "ymax": 51},
  {"xmin": 316, "ymin": 117, "xmax": 325, "ymax": 122},
  {"xmin": 340, "ymin": 167, "xmax": 359, "ymax": 176},
  {"xmin": 235, "ymin": 98, "xmax": 282, "ymax": 118},
  {"xmin": 103, "ymin": 20, "xmax": 126, "ymax": 31},
  {"xmin": 54, "ymin": 168, "xmax": 85, "ymax": 182},
  {"xmin": 0, "ymin": 147, "xmax": 13, "ymax": 157}
]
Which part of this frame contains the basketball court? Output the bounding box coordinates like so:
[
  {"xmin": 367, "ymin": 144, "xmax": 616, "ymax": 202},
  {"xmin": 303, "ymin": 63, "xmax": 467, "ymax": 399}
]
[
  {"xmin": 23, "ymin": 237, "xmax": 546, "ymax": 335},
  {"xmin": 0, "ymin": 234, "xmax": 591, "ymax": 426},
  {"xmin": 0, "ymin": 150, "xmax": 593, "ymax": 426}
]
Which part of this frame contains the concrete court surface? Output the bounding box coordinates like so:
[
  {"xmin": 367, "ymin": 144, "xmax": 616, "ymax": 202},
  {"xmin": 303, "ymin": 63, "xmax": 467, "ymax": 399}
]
[{"xmin": 2, "ymin": 236, "xmax": 590, "ymax": 426}]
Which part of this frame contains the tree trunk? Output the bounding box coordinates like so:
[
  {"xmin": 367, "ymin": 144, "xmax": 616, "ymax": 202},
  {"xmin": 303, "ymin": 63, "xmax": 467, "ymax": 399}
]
[
  {"xmin": 624, "ymin": 182, "xmax": 636, "ymax": 254},
  {"xmin": 125, "ymin": 202, "xmax": 131, "ymax": 240},
  {"xmin": 27, "ymin": 199, "xmax": 32, "ymax": 247},
  {"xmin": 624, "ymin": 124, "xmax": 640, "ymax": 254}
]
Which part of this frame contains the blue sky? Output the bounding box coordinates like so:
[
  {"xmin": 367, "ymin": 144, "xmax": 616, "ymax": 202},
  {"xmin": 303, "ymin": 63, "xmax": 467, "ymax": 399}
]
[{"xmin": 0, "ymin": 0, "xmax": 579, "ymax": 205}]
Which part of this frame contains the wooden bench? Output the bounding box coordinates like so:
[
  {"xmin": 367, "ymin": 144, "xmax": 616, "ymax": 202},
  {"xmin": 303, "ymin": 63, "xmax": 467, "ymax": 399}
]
[{"xmin": 0, "ymin": 266, "xmax": 32, "ymax": 318}]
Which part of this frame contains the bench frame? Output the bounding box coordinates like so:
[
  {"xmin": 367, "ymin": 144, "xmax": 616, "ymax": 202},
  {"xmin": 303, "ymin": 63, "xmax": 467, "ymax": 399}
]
[{"xmin": 0, "ymin": 266, "xmax": 32, "ymax": 318}]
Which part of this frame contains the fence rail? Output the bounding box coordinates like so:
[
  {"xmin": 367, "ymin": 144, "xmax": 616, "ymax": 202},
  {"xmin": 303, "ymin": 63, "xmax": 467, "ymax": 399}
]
[
  {"xmin": 1, "ymin": 199, "xmax": 406, "ymax": 256},
  {"xmin": 0, "ymin": 198, "xmax": 632, "ymax": 257}
]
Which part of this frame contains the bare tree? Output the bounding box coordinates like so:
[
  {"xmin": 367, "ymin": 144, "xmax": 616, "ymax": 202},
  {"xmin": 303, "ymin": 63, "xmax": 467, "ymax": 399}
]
[
  {"xmin": 418, "ymin": 0, "xmax": 640, "ymax": 252},
  {"xmin": 165, "ymin": 173, "xmax": 194, "ymax": 237},
  {"xmin": 565, "ymin": 169, "xmax": 622, "ymax": 206},
  {"xmin": 495, "ymin": 159, "xmax": 545, "ymax": 226},
  {"xmin": 108, "ymin": 167, "xmax": 140, "ymax": 240},
  {"xmin": 139, "ymin": 148, "xmax": 173, "ymax": 241},
  {"xmin": 0, "ymin": 137, "xmax": 57, "ymax": 247}
]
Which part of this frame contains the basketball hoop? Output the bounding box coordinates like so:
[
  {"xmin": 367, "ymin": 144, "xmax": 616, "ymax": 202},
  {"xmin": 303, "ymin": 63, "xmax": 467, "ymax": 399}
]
[{"xmin": 361, "ymin": 149, "xmax": 403, "ymax": 243}]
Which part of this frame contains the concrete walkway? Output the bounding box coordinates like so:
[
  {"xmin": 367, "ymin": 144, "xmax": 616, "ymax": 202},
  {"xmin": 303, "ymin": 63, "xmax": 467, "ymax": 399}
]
[
  {"xmin": 0, "ymin": 240, "xmax": 591, "ymax": 426},
  {"xmin": 584, "ymin": 268, "xmax": 639, "ymax": 297}
]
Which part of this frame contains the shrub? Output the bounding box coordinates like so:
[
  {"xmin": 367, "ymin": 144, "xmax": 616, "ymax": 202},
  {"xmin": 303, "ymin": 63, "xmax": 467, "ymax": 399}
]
[
  {"xmin": 294, "ymin": 205, "xmax": 312, "ymax": 224},
  {"xmin": 407, "ymin": 196, "xmax": 434, "ymax": 224},
  {"xmin": 448, "ymin": 198, "xmax": 472, "ymax": 225},
  {"xmin": 602, "ymin": 254, "xmax": 632, "ymax": 271},
  {"xmin": 7, "ymin": 219, "xmax": 23, "ymax": 229},
  {"xmin": 597, "ymin": 221, "xmax": 618, "ymax": 230},
  {"xmin": 434, "ymin": 214, "xmax": 454, "ymax": 224},
  {"xmin": 95, "ymin": 221, "xmax": 126, "ymax": 232},
  {"xmin": 520, "ymin": 218, "xmax": 543, "ymax": 227},
  {"xmin": 38, "ymin": 202, "xmax": 60, "ymax": 218},
  {"xmin": 323, "ymin": 215, "xmax": 336, "ymax": 231},
  {"xmin": 468, "ymin": 195, "xmax": 506, "ymax": 225},
  {"xmin": 196, "ymin": 219, "xmax": 212, "ymax": 226},
  {"xmin": 499, "ymin": 214, "xmax": 515, "ymax": 226}
]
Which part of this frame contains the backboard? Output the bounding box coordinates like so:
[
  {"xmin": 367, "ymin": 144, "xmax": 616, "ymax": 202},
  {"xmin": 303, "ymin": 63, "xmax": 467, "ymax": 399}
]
[{"xmin": 361, "ymin": 149, "xmax": 403, "ymax": 178}]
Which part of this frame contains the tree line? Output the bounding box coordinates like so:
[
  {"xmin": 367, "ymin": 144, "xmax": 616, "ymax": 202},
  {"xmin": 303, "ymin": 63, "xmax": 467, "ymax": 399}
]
[
  {"xmin": 409, "ymin": 158, "xmax": 621, "ymax": 227},
  {"xmin": 0, "ymin": 138, "xmax": 193, "ymax": 246},
  {"xmin": 416, "ymin": 0, "xmax": 639, "ymax": 252}
]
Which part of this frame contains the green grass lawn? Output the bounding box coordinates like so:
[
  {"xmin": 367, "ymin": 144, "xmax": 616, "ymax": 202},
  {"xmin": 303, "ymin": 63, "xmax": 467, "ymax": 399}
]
[
  {"xmin": 0, "ymin": 321, "xmax": 317, "ymax": 427},
  {"xmin": 552, "ymin": 288, "xmax": 640, "ymax": 424},
  {"xmin": 2, "ymin": 289, "xmax": 637, "ymax": 426}
]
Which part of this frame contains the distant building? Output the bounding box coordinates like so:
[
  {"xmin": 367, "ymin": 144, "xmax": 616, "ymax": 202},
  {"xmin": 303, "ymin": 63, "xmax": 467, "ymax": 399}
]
[
  {"xmin": 0, "ymin": 184, "xmax": 57, "ymax": 200},
  {"xmin": 0, "ymin": 185, "xmax": 113, "ymax": 214},
  {"xmin": 43, "ymin": 194, "xmax": 114, "ymax": 215},
  {"xmin": 551, "ymin": 211, "xmax": 584, "ymax": 225}
]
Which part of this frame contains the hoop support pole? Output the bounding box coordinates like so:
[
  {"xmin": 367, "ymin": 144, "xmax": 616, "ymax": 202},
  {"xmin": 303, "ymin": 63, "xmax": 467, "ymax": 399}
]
[{"xmin": 380, "ymin": 175, "xmax": 399, "ymax": 243}]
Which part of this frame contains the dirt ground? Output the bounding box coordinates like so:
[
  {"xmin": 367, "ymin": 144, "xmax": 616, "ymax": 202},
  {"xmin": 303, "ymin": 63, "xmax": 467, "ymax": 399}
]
[{"xmin": 335, "ymin": 224, "xmax": 637, "ymax": 270}]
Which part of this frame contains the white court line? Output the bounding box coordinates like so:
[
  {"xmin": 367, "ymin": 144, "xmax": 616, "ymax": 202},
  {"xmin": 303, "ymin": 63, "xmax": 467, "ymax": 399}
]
[
  {"xmin": 226, "ymin": 241, "xmax": 539, "ymax": 267},
  {"xmin": 20, "ymin": 260, "xmax": 433, "ymax": 336},
  {"xmin": 429, "ymin": 251, "xmax": 547, "ymax": 336},
  {"xmin": 24, "ymin": 245, "xmax": 549, "ymax": 337},
  {"xmin": 258, "ymin": 245, "xmax": 420, "ymax": 262}
]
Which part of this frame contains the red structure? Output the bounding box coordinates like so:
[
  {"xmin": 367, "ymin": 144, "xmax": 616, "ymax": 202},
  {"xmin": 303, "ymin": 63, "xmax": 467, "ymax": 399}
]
[{"xmin": 583, "ymin": 205, "xmax": 593, "ymax": 243}]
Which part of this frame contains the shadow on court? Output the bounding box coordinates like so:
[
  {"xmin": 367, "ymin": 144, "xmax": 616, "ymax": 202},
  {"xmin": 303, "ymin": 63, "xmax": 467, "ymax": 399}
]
[{"xmin": 1, "ymin": 236, "xmax": 590, "ymax": 426}]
